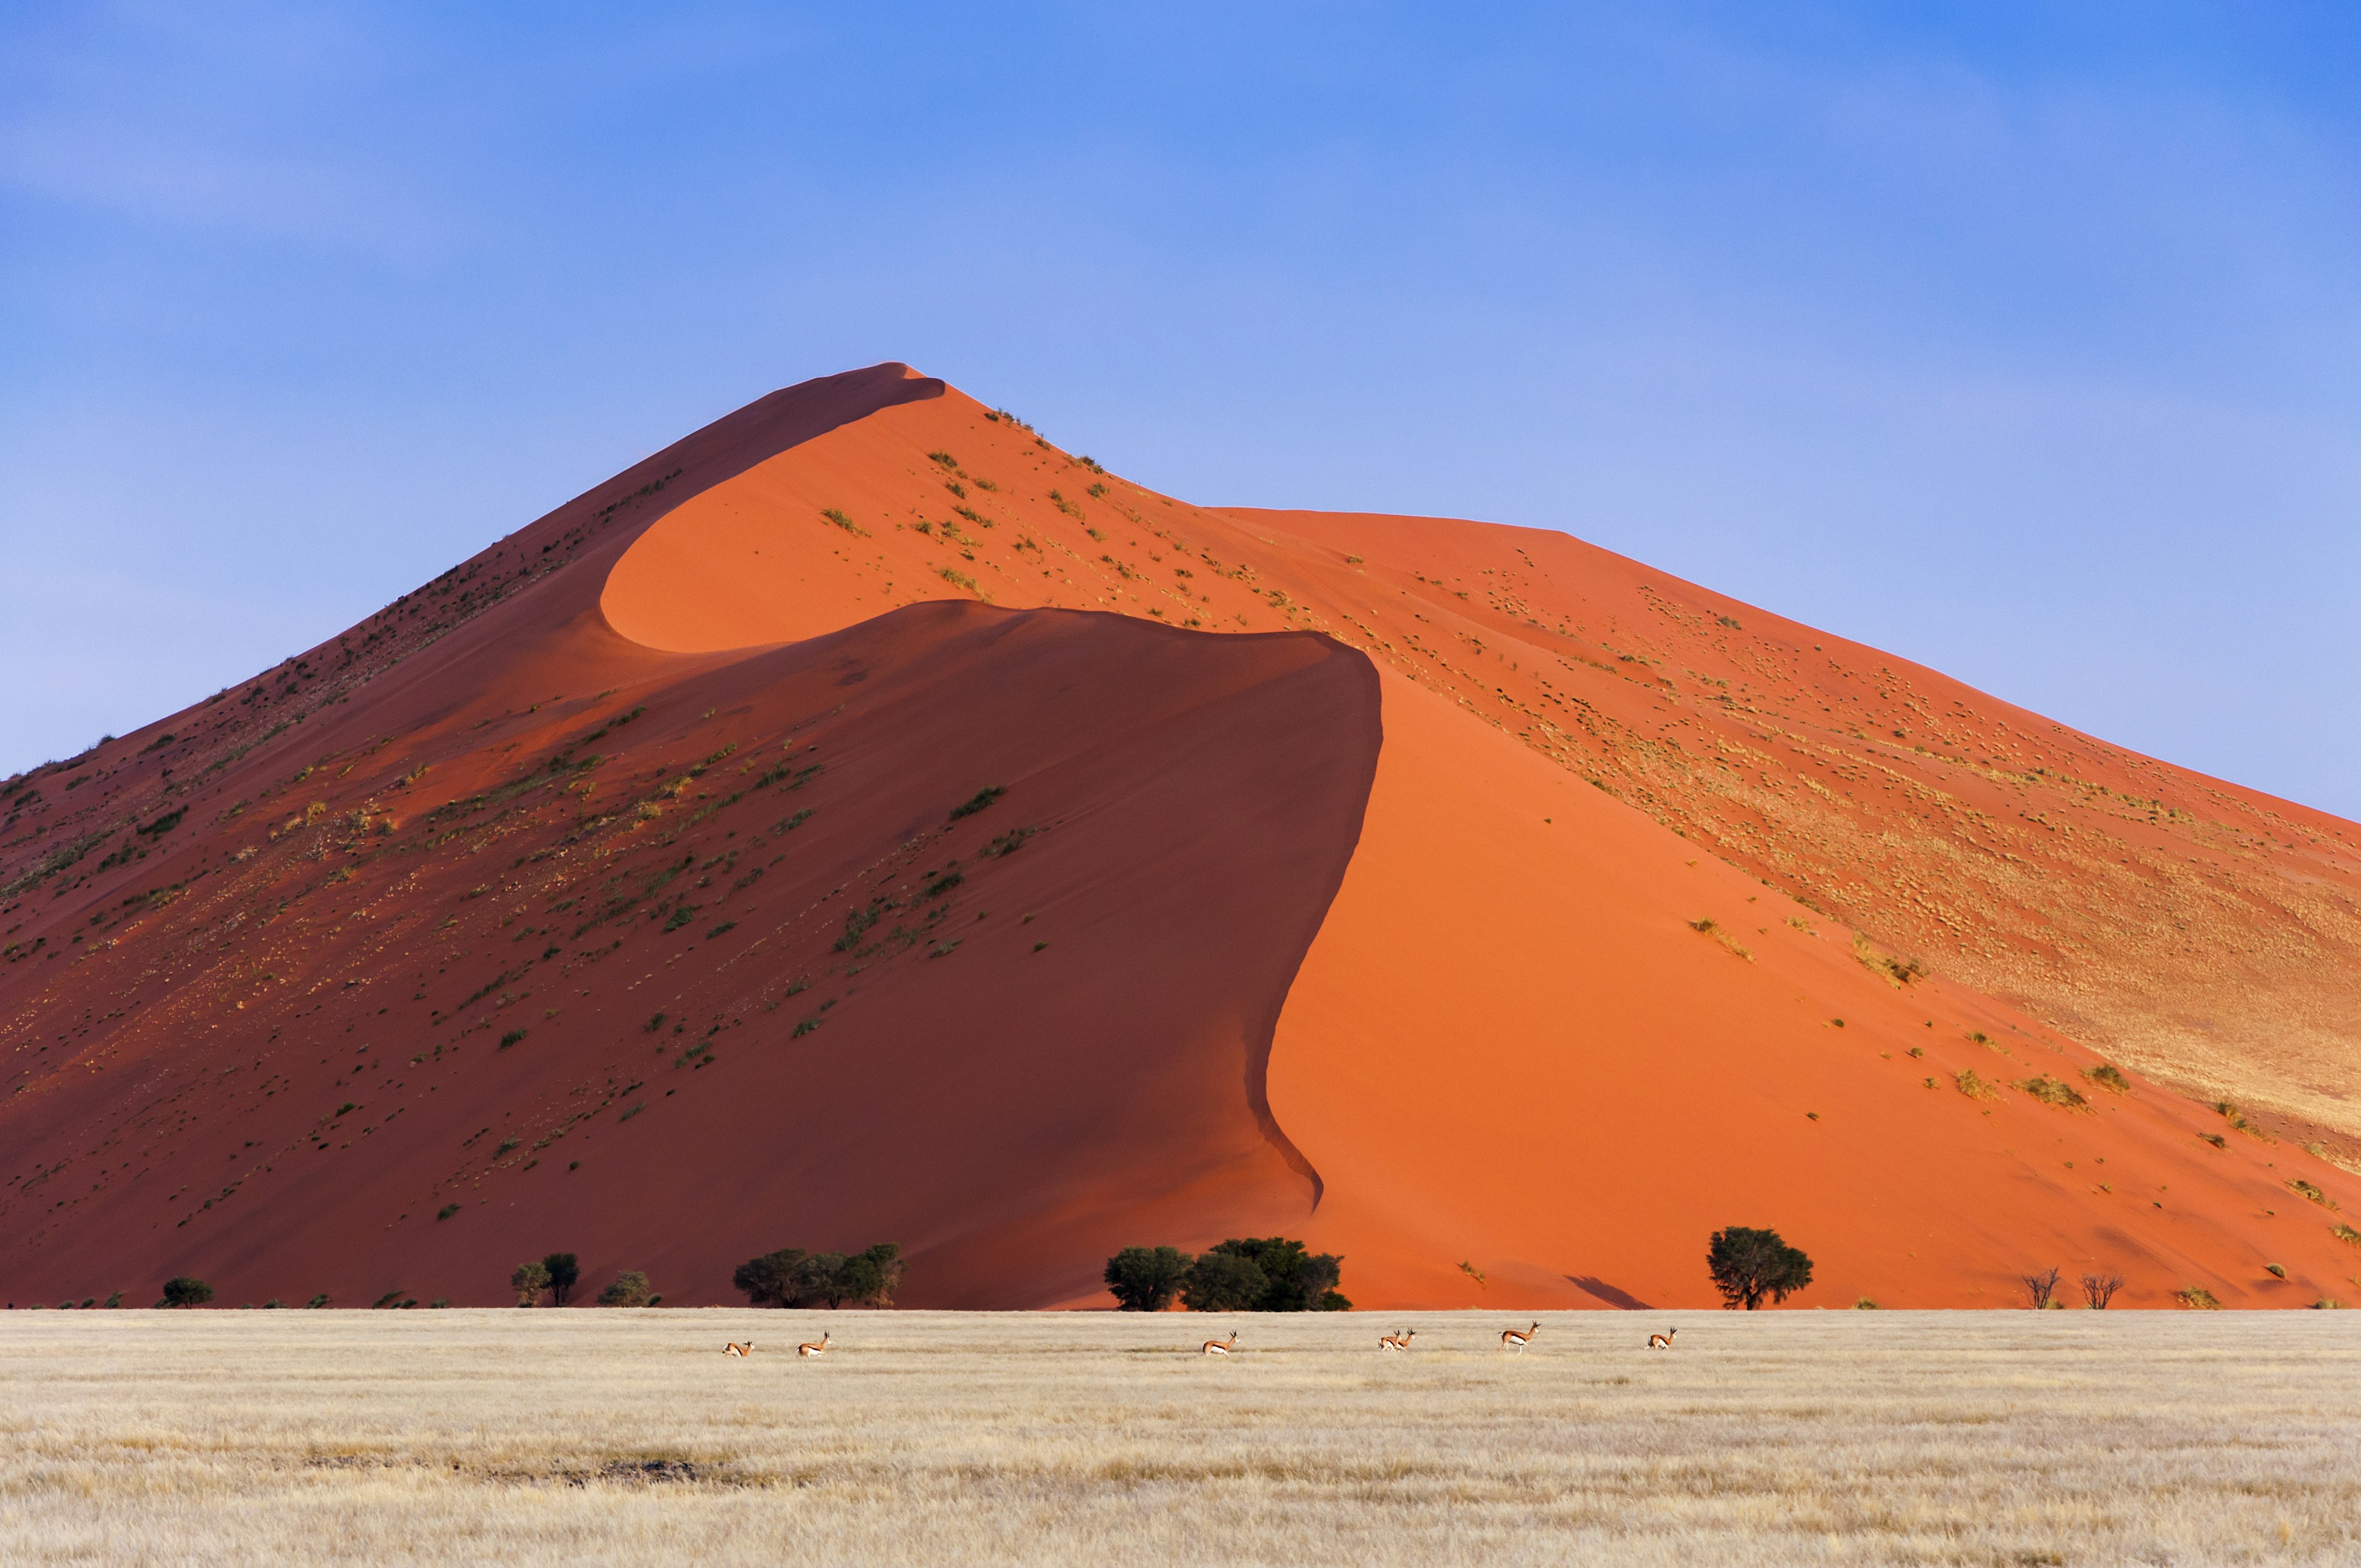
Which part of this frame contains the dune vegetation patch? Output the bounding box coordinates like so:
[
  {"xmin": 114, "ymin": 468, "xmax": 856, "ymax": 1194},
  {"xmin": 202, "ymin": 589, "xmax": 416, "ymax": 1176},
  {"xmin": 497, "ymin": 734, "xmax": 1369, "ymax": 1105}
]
[
  {"xmin": 1685, "ymin": 916, "xmax": 1752, "ymax": 961},
  {"xmin": 2015, "ymin": 1075, "xmax": 2089, "ymax": 1110}
]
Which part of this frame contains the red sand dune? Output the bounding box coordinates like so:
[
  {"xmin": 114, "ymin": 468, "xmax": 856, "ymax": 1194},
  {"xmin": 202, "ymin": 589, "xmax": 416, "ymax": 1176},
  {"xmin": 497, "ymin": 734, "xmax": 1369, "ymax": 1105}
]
[{"xmin": 4, "ymin": 363, "xmax": 2357, "ymax": 1310}]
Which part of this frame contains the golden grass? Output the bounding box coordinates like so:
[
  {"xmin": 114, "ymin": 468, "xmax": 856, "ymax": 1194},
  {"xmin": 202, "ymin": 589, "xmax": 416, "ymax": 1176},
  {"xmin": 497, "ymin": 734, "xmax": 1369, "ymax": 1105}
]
[{"xmin": 3, "ymin": 1310, "xmax": 2359, "ymax": 1564}]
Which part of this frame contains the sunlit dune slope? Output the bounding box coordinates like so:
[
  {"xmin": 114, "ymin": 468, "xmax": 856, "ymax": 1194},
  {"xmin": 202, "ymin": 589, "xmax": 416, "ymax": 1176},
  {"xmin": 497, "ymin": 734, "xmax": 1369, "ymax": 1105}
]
[
  {"xmin": 6, "ymin": 361, "xmax": 2357, "ymax": 1312},
  {"xmin": 603, "ymin": 402, "xmax": 2361, "ymax": 1152},
  {"xmin": 1275, "ymin": 671, "xmax": 2360, "ymax": 1310}
]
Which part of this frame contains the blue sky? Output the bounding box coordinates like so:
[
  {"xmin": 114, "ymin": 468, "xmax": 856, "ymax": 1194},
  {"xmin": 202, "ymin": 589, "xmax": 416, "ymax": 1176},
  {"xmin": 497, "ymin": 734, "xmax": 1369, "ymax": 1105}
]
[{"xmin": 4, "ymin": 2, "xmax": 2357, "ymax": 816}]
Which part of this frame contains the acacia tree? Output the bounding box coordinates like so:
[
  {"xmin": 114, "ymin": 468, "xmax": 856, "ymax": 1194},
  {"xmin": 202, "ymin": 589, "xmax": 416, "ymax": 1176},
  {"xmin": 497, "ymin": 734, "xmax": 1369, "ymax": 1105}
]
[
  {"xmin": 733, "ymin": 1248, "xmax": 810, "ymax": 1307},
  {"xmin": 733, "ymin": 1244, "xmax": 903, "ymax": 1309},
  {"xmin": 2080, "ymin": 1272, "xmax": 2126, "ymax": 1310},
  {"xmin": 1706, "ymin": 1227, "xmax": 1813, "ymax": 1310},
  {"xmin": 596, "ymin": 1270, "xmax": 655, "ymax": 1307},
  {"xmin": 510, "ymin": 1260, "xmax": 552, "ymax": 1307},
  {"xmin": 542, "ymin": 1252, "xmax": 580, "ymax": 1307},
  {"xmin": 1180, "ymin": 1249, "xmax": 1267, "ymax": 1312},
  {"xmin": 160, "ymin": 1277, "xmax": 214, "ymax": 1309},
  {"xmin": 837, "ymin": 1244, "xmax": 904, "ymax": 1308},
  {"xmin": 1204, "ymin": 1238, "xmax": 1351, "ymax": 1312},
  {"xmin": 1104, "ymin": 1246, "xmax": 1192, "ymax": 1311}
]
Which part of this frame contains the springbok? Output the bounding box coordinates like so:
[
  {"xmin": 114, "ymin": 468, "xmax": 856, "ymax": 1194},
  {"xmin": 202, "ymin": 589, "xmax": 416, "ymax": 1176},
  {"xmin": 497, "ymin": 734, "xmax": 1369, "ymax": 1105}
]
[
  {"xmin": 1500, "ymin": 1320, "xmax": 1540, "ymax": 1353},
  {"xmin": 1647, "ymin": 1326, "xmax": 1678, "ymax": 1350},
  {"xmin": 797, "ymin": 1331, "xmax": 831, "ymax": 1358},
  {"xmin": 1378, "ymin": 1328, "xmax": 1417, "ymax": 1352},
  {"xmin": 1201, "ymin": 1329, "xmax": 1238, "ymax": 1357},
  {"xmin": 722, "ymin": 1340, "xmax": 754, "ymax": 1357}
]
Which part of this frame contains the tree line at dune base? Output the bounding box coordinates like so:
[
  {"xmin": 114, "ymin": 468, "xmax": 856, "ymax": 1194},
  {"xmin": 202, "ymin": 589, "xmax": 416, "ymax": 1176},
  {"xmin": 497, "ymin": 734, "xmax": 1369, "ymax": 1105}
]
[{"xmin": 22, "ymin": 1224, "xmax": 2294, "ymax": 1310}]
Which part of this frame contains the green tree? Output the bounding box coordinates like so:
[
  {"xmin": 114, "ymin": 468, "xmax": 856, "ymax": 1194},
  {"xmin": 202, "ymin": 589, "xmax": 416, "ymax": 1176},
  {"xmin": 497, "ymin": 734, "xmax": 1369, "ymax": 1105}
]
[
  {"xmin": 542, "ymin": 1252, "xmax": 580, "ymax": 1307},
  {"xmin": 1104, "ymin": 1246, "xmax": 1193, "ymax": 1311},
  {"xmin": 733, "ymin": 1243, "xmax": 901, "ymax": 1308},
  {"xmin": 596, "ymin": 1270, "xmax": 655, "ymax": 1307},
  {"xmin": 1707, "ymin": 1227, "xmax": 1814, "ymax": 1310},
  {"xmin": 732, "ymin": 1248, "xmax": 810, "ymax": 1307},
  {"xmin": 1200, "ymin": 1238, "xmax": 1351, "ymax": 1312},
  {"xmin": 837, "ymin": 1243, "xmax": 904, "ymax": 1308},
  {"xmin": 160, "ymin": 1277, "xmax": 213, "ymax": 1309},
  {"xmin": 791, "ymin": 1253, "xmax": 841, "ymax": 1308},
  {"xmin": 1180, "ymin": 1249, "xmax": 1268, "ymax": 1312},
  {"xmin": 510, "ymin": 1259, "xmax": 552, "ymax": 1307}
]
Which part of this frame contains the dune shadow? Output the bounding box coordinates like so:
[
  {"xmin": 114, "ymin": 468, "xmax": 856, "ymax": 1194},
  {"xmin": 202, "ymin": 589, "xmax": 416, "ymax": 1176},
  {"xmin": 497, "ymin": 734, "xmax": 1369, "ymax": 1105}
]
[{"xmin": 1566, "ymin": 1275, "xmax": 1653, "ymax": 1310}]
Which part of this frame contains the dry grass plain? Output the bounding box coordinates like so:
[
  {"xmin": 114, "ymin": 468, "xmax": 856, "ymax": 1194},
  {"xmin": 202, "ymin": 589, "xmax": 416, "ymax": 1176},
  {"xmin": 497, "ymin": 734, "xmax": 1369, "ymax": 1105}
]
[{"xmin": 2, "ymin": 1309, "xmax": 2358, "ymax": 1566}]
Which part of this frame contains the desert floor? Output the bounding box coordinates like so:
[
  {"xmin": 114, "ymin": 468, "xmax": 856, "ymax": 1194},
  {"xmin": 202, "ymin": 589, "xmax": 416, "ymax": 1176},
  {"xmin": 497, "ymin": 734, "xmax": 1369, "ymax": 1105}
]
[{"xmin": 2, "ymin": 1309, "xmax": 2357, "ymax": 1565}]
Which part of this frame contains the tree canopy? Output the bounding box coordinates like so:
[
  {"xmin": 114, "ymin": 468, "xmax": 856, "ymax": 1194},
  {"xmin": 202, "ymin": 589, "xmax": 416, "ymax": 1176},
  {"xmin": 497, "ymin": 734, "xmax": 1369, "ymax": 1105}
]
[
  {"xmin": 510, "ymin": 1259, "xmax": 552, "ymax": 1307},
  {"xmin": 596, "ymin": 1270, "xmax": 656, "ymax": 1307},
  {"xmin": 1109, "ymin": 1238, "xmax": 1350, "ymax": 1312},
  {"xmin": 733, "ymin": 1243, "xmax": 903, "ymax": 1309},
  {"xmin": 160, "ymin": 1277, "xmax": 213, "ymax": 1309},
  {"xmin": 1104, "ymin": 1246, "xmax": 1192, "ymax": 1311},
  {"xmin": 1706, "ymin": 1226, "xmax": 1814, "ymax": 1310}
]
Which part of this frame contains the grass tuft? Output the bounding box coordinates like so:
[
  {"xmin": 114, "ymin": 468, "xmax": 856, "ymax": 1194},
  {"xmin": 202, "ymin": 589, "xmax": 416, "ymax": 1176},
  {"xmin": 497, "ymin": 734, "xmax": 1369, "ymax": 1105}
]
[{"xmin": 2015, "ymin": 1076, "xmax": 2087, "ymax": 1110}]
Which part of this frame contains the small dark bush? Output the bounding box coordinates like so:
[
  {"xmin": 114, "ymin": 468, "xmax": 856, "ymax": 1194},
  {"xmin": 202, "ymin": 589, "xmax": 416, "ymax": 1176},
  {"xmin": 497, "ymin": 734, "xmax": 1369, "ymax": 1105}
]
[
  {"xmin": 833, "ymin": 903, "xmax": 881, "ymax": 952},
  {"xmin": 2290, "ymin": 1179, "xmax": 2338, "ymax": 1210},
  {"xmin": 949, "ymin": 786, "xmax": 1004, "ymax": 820},
  {"xmin": 437, "ymin": 1203, "xmax": 461, "ymax": 1221},
  {"xmin": 499, "ymin": 1030, "xmax": 525, "ymax": 1050},
  {"xmin": 544, "ymin": 1252, "xmax": 580, "ymax": 1307}
]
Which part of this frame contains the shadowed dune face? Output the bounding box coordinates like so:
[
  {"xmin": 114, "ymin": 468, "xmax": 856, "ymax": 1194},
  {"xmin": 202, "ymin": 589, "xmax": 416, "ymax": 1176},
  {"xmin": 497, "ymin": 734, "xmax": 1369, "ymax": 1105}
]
[
  {"xmin": 0, "ymin": 600, "xmax": 1378, "ymax": 1307},
  {"xmin": 5, "ymin": 362, "xmax": 2358, "ymax": 1312}
]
